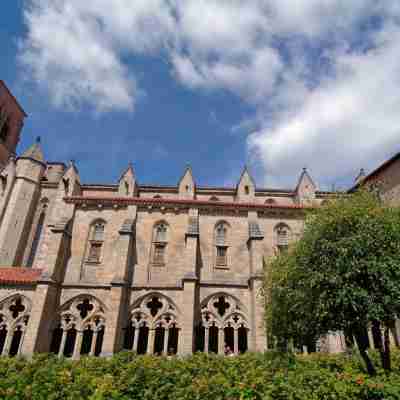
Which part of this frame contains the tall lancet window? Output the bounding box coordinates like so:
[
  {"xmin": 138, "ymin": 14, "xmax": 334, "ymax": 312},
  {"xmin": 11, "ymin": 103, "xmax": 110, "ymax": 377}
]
[
  {"xmin": 27, "ymin": 199, "xmax": 48, "ymax": 267},
  {"xmin": 0, "ymin": 108, "xmax": 9, "ymax": 142},
  {"xmin": 0, "ymin": 175, "xmax": 7, "ymax": 197},
  {"xmin": 215, "ymin": 222, "xmax": 229, "ymax": 268},
  {"xmin": 275, "ymin": 223, "xmax": 291, "ymax": 253},
  {"xmin": 152, "ymin": 222, "xmax": 168, "ymax": 266},
  {"xmin": 86, "ymin": 220, "xmax": 106, "ymax": 263}
]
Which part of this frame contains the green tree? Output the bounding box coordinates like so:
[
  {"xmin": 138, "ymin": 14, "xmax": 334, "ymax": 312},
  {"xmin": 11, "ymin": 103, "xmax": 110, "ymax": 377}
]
[{"xmin": 265, "ymin": 189, "xmax": 400, "ymax": 375}]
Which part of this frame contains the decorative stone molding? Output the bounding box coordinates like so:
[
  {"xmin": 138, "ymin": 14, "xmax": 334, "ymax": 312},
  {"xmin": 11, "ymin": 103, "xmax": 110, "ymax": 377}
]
[
  {"xmin": 129, "ymin": 293, "xmax": 180, "ymax": 330},
  {"xmin": 200, "ymin": 293, "xmax": 249, "ymax": 330}
]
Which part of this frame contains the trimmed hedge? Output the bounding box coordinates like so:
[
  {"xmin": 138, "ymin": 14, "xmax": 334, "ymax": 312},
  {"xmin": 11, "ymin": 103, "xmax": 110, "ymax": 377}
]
[{"xmin": 1, "ymin": 351, "xmax": 400, "ymax": 399}]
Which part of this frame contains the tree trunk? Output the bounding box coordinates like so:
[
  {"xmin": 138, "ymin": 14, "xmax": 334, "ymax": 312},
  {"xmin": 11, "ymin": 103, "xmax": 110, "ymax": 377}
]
[
  {"xmin": 354, "ymin": 329, "xmax": 376, "ymax": 376},
  {"xmin": 382, "ymin": 326, "xmax": 391, "ymax": 372},
  {"xmin": 372, "ymin": 320, "xmax": 385, "ymax": 368}
]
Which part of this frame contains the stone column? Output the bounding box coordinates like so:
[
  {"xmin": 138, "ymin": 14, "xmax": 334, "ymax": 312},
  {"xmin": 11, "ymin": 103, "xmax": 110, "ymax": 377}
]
[
  {"xmin": 101, "ymin": 217, "xmax": 135, "ymax": 356},
  {"xmin": 72, "ymin": 330, "xmax": 83, "ymax": 360},
  {"xmin": 247, "ymin": 213, "xmax": 267, "ymax": 352},
  {"xmin": 133, "ymin": 327, "xmax": 139, "ymax": 352},
  {"xmin": 90, "ymin": 331, "xmax": 99, "ymax": 356},
  {"xmin": 368, "ymin": 329, "xmax": 374, "ymax": 349},
  {"xmin": 58, "ymin": 329, "xmax": 68, "ymax": 357},
  {"xmin": 204, "ymin": 327, "xmax": 209, "ymax": 353},
  {"xmin": 218, "ymin": 328, "xmax": 225, "ymax": 355},
  {"xmin": 163, "ymin": 328, "xmax": 170, "ymax": 354},
  {"xmin": 2, "ymin": 330, "xmax": 12, "ymax": 356},
  {"xmin": 147, "ymin": 329, "xmax": 155, "ymax": 354},
  {"xmin": 234, "ymin": 328, "xmax": 239, "ymax": 355},
  {"xmin": 17, "ymin": 328, "xmax": 27, "ymax": 356}
]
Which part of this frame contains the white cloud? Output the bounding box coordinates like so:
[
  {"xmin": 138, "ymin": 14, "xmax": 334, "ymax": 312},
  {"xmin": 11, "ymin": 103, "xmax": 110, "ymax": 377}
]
[
  {"xmin": 248, "ymin": 16, "xmax": 400, "ymax": 187},
  {"xmin": 19, "ymin": 0, "xmax": 400, "ymax": 186}
]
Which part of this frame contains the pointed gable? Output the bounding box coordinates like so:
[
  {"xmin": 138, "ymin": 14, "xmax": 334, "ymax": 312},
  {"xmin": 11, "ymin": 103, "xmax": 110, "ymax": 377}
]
[
  {"xmin": 118, "ymin": 163, "xmax": 137, "ymax": 196},
  {"xmin": 295, "ymin": 168, "xmax": 316, "ymax": 204},
  {"xmin": 20, "ymin": 137, "xmax": 44, "ymax": 163},
  {"xmin": 59, "ymin": 160, "xmax": 81, "ymax": 197},
  {"xmin": 178, "ymin": 166, "xmax": 195, "ymax": 199},
  {"xmin": 354, "ymin": 168, "xmax": 366, "ymax": 184},
  {"xmin": 236, "ymin": 167, "xmax": 255, "ymax": 202}
]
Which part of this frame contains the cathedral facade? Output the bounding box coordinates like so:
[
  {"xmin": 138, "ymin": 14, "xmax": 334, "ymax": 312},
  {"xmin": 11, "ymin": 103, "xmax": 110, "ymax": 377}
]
[
  {"xmin": 1, "ymin": 81, "xmax": 400, "ymax": 359},
  {"xmin": 0, "ymin": 135, "xmax": 333, "ymax": 358}
]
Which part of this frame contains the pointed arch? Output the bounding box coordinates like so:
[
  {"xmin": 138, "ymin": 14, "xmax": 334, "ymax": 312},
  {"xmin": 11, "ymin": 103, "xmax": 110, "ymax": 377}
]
[
  {"xmin": 274, "ymin": 223, "xmax": 291, "ymax": 253},
  {"xmin": 214, "ymin": 221, "xmax": 231, "ymax": 268},
  {"xmin": 151, "ymin": 221, "xmax": 169, "ymax": 266},
  {"xmin": 197, "ymin": 292, "xmax": 249, "ymax": 355},
  {"xmin": 125, "ymin": 293, "xmax": 180, "ymax": 355},
  {"xmin": 0, "ymin": 294, "xmax": 32, "ymax": 357},
  {"xmin": 51, "ymin": 294, "xmax": 107, "ymax": 359},
  {"xmin": 85, "ymin": 219, "xmax": 107, "ymax": 263}
]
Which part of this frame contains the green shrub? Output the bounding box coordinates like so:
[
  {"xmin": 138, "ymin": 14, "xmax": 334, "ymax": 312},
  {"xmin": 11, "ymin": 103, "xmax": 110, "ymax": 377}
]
[{"xmin": 0, "ymin": 350, "xmax": 400, "ymax": 400}]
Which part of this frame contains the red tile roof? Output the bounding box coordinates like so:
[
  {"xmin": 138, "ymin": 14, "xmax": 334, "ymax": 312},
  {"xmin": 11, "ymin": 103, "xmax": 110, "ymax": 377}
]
[{"xmin": 0, "ymin": 268, "xmax": 42, "ymax": 285}]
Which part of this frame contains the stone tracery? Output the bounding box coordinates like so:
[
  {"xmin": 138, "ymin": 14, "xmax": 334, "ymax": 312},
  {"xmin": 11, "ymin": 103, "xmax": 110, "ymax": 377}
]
[
  {"xmin": 51, "ymin": 295, "xmax": 106, "ymax": 359},
  {"xmin": 125, "ymin": 293, "xmax": 180, "ymax": 355},
  {"xmin": 0, "ymin": 294, "xmax": 31, "ymax": 357},
  {"xmin": 197, "ymin": 293, "xmax": 249, "ymax": 355}
]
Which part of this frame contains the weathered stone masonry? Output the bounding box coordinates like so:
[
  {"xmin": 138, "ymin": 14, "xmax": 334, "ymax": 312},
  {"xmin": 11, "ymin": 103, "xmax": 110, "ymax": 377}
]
[{"xmin": 0, "ymin": 138, "xmax": 332, "ymax": 358}]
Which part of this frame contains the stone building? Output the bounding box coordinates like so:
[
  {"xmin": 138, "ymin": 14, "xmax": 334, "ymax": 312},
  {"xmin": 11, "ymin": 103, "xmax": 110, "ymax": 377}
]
[
  {"xmin": 352, "ymin": 152, "xmax": 400, "ymax": 206},
  {"xmin": 0, "ymin": 135, "xmax": 332, "ymax": 358},
  {"xmin": 0, "ymin": 81, "xmax": 26, "ymax": 168}
]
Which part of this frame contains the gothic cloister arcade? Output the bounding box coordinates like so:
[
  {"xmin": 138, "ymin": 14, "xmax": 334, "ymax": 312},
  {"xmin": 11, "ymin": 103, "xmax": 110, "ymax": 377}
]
[
  {"xmin": 0, "ymin": 295, "xmax": 31, "ymax": 357},
  {"xmin": 195, "ymin": 293, "xmax": 249, "ymax": 355},
  {"xmin": 124, "ymin": 293, "xmax": 180, "ymax": 355},
  {"xmin": 50, "ymin": 295, "xmax": 106, "ymax": 358}
]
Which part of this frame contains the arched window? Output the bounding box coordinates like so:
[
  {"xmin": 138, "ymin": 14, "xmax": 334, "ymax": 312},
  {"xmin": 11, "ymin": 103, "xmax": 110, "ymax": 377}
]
[
  {"xmin": 62, "ymin": 178, "xmax": 70, "ymax": 197},
  {"xmin": 0, "ymin": 295, "xmax": 31, "ymax": 357},
  {"xmin": 0, "ymin": 175, "xmax": 7, "ymax": 197},
  {"xmin": 210, "ymin": 196, "xmax": 219, "ymax": 201},
  {"xmin": 0, "ymin": 108, "xmax": 9, "ymax": 142},
  {"xmin": 50, "ymin": 296, "xmax": 106, "ymax": 359},
  {"xmin": 152, "ymin": 223, "xmax": 168, "ymax": 266},
  {"xmin": 275, "ymin": 223, "xmax": 291, "ymax": 253},
  {"xmin": 124, "ymin": 294, "xmax": 180, "ymax": 355},
  {"xmin": 215, "ymin": 222, "xmax": 229, "ymax": 267},
  {"xmin": 196, "ymin": 293, "xmax": 249, "ymax": 355},
  {"xmin": 244, "ymin": 185, "xmax": 250, "ymax": 195},
  {"xmin": 27, "ymin": 199, "xmax": 48, "ymax": 267},
  {"xmin": 86, "ymin": 220, "xmax": 106, "ymax": 263}
]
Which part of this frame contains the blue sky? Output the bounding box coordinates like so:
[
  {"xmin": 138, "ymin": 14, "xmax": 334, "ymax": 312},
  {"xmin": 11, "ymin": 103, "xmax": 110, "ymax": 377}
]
[{"xmin": 2, "ymin": 1, "xmax": 400, "ymax": 190}]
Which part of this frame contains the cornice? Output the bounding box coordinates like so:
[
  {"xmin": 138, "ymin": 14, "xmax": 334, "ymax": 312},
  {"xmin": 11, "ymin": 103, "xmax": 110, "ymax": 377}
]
[{"xmin": 65, "ymin": 195, "xmax": 310, "ymax": 212}]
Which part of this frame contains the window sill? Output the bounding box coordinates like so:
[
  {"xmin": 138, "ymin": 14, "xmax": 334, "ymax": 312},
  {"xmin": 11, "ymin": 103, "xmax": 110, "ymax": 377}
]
[
  {"xmin": 85, "ymin": 260, "xmax": 102, "ymax": 265},
  {"xmin": 152, "ymin": 262, "xmax": 166, "ymax": 267},
  {"xmin": 215, "ymin": 264, "xmax": 229, "ymax": 270}
]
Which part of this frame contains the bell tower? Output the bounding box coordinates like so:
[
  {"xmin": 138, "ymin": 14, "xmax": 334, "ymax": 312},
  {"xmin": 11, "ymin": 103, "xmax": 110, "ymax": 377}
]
[{"xmin": 0, "ymin": 80, "xmax": 27, "ymax": 168}]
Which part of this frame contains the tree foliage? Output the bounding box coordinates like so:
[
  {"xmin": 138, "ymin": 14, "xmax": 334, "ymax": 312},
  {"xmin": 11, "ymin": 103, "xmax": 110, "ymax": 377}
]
[{"xmin": 265, "ymin": 189, "xmax": 400, "ymax": 374}]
